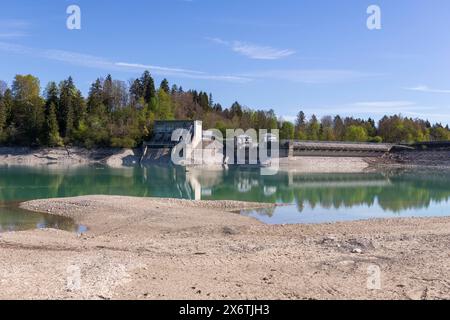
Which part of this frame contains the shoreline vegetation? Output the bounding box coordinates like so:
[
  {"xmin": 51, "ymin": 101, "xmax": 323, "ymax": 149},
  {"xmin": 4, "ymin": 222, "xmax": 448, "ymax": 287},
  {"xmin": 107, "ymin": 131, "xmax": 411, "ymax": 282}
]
[
  {"xmin": 1, "ymin": 73, "xmax": 449, "ymax": 150},
  {"xmin": 0, "ymin": 195, "xmax": 446, "ymax": 299}
]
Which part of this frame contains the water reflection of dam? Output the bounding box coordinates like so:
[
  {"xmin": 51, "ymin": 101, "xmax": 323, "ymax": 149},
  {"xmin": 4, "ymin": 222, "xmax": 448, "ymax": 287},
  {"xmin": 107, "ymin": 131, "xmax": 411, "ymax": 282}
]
[
  {"xmin": 156, "ymin": 168, "xmax": 394, "ymax": 201},
  {"xmin": 1, "ymin": 165, "xmax": 448, "ymax": 214}
]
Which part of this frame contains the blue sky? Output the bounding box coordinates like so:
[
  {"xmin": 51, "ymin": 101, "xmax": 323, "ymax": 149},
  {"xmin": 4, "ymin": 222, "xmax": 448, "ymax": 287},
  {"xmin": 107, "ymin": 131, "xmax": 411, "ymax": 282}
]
[{"xmin": 1, "ymin": 0, "xmax": 450, "ymax": 124}]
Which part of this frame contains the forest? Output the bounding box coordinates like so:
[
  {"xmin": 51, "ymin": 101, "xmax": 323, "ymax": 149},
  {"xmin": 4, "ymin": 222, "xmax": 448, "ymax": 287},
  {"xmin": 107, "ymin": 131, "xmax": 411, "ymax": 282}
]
[{"xmin": 0, "ymin": 72, "xmax": 449, "ymax": 148}]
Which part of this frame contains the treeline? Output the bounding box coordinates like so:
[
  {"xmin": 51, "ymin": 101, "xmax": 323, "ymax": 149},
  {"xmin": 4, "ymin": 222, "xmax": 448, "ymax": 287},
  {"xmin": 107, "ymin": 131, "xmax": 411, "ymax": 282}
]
[
  {"xmin": 287, "ymin": 112, "xmax": 450, "ymax": 143},
  {"xmin": 0, "ymin": 72, "xmax": 449, "ymax": 148}
]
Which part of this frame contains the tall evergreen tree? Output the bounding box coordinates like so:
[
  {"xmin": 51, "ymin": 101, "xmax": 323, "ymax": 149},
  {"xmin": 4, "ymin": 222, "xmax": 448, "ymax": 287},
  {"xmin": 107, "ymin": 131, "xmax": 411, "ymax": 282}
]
[
  {"xmin": 58, "ymin": 77, "xmax": 76, "ymax": 138},
  {"xmin": 130, "ymin": 78, "xmax": 143, "ymax": 103},
  {"xmin": 141, "ymin": 71, "xmax": 156, "ymax": 104},
  {"xmin": 333, "ymin": 115, "xmax": 345, "ymax": 141},
  {"xmin": 160, "ymin": 79, "xmax": 170, "ymax": 94},
  {"xmin": 44, "ymin": 82, "xmax": 59, "ymax": 109},
  {"xmin": 87, "ymin": 79, "xmax": 104, "ymax": 114},
  {"xmin": 43, "ymin": 102, "xmax": 63, "ymax": 146},
  {"xmin": 295, "ymin": 111, "xmax": 307, "ymax": 140},
  {"xmin": 102, "ymin": 74, "xmax": 114, "ymax": 112}
]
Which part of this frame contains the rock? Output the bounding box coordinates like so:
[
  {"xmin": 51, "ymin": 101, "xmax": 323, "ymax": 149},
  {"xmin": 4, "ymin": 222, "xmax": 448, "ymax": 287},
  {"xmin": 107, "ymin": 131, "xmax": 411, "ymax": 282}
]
[
  {"xmin": 406, "ymin": 288, "xmax": 427, "ymax": 300},
  {"xmin": 321, "ymin": 236, "xmax": 338, "ymax": 244},
  {"xmin": 338, "ymin": 260, "xmax": 355, "ymax": 266},
  {"xmin": 347, "ymin": 238, "xmax": 375, "ymax": 250},
  {"xmin": 222, "ymin": 226, "xmax": 239, "ymax": 235},
  {"xmin": 352, "ymin": 248, "xmax": 363, "ymax": 254}
]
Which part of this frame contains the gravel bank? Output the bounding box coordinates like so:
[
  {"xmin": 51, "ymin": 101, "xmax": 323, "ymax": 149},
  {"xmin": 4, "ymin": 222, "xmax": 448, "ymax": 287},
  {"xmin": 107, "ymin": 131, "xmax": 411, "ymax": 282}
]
[
  {"xmin": 0, "ymin": 195, "xmax": 447, "ymax": 300},
  {"xmin": 0, "ymin": 147, "xmax": 140, "ymax": 167}
]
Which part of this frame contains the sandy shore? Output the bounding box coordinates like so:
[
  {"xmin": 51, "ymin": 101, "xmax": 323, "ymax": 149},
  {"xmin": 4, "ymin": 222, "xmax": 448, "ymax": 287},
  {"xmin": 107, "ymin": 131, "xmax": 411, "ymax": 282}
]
[{"xmin": 0, "ymin": 195, "xmax": 448, "ymax": 300}]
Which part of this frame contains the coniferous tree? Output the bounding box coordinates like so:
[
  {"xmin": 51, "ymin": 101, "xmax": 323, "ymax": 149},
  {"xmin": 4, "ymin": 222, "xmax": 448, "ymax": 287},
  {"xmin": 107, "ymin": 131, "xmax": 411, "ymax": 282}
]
[
  {"xmin": 141, "ymin": 71, "xmax": 156, "ymax": 104},
  {"xmin": 87, "ymin": 79, "xmax": 104, "ymax": 114},
  {"xmin": 58, "ymin": 77, "xmax": 77, "ymax": 138},
  {"xmin": 333, "ymin": 116, "xmax": 345, "ymax": 141},
  {"xmin": 103, "ymin": 74, "xmax": 114, "ymax": 112},
  {"xmin": 295, "ymin": 111, "xmax": 307, "ymax": 140},
  {"xmin": 44, "ymin": 82, "xmax": 59, "ymax": 109},
  {"xmin": 43, "ymin": 102, "xmax": 63, "ymax": 146},
  {"xmin": 160, "ymin": 79, "xmax": 170, "ymax": 94},
  {"xmin": 130, "ymin": 78, "xmax": 143, "ymax": 103}
]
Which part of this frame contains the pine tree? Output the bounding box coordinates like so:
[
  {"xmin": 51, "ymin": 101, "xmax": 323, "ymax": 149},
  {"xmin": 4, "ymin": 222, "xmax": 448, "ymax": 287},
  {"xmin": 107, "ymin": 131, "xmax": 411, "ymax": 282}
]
[
  {"xmin": 87, "ymin": 79, "xmax": 104, "ymax": 114},
  {"xmin": 295, "ymin": 111, "xmax": 307, "ymax": 140},
  {"xmin": 141, "ymin": 71, "xmax": 156, "ymax": 104},
  {"xmin": 103, "ymin": 74, "xmax": 114, "ymax": 112},
  {"xmin": 160, "ymin": 79, "xmax": 170, "ymax": 94},
  {"xmin": 44, "ymin": 102, "xmax": 63, "ymax": 146},
  {"xmin": 333, "ymin": 115, "xmax": 345, "ymax": 141},
  {"xmin": 130, "ymin": 78, "xmax": 143, "ymax": 102},
  {"xmin": 58, "ymin": 77, "xmax": 76, "ymax": 137},
  {"xmin": 209, "ymin": 93, "xmax": 214, "ymax": 109},
  {"xmin": 44, "ymin": 82, "xmax": 59, "ymax": 110}
]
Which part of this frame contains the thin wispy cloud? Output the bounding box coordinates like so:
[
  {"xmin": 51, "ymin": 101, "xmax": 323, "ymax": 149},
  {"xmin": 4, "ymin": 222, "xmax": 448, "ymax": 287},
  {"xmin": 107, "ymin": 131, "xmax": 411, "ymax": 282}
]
[
  {"xmin": 346, "ymin": 102, "xmax": 450, "ymax": 122},
  {"xmin": 283, "ymin": 102, "xmax": 450, "ymax": 124},
  {"xmin": 331, "ymin": 101, "xmax": 449, "ymax": 121},
  {"xmin": 0, "ymin": 32, "xmax": 27, "ymax": 39},
  {"xmin": 241, "ymin": 69, "xmax": 381, "ymax": 84},
  {"xmin": 0, "ymin": 40, "xmax": 383, "ymax": 86},
  {"xmin": 0, "ymin": 41, "xmax": 251, "ymax": 83},
  {"xmin": 295, "ymin": 101, "xmax": 425, "ymax": 116},
  {"xmin": 405, "ymin": 85, "xmax": 450, "ymax": 94},
  {"xmin": 0, "ymin": 19, "xmax": 30, "ymax": 28},
  {"xmin": 208, "ymin": 37, "xmax": 295, "ymax": 60},
  {"xmin": 115, "ymin": 62, "xmax": 206, "ymax": 75},
  {"xmin": 0, "ymin": 19, "xmax": 30, "ymax": 39},
  {"xmin": 351, "ymin": 101, "xmax": 416, "ymax": 109},
  {"xmin": 115, "ymin": 62, "xmax": 250, "ymax": 82},
  {"xmin": 206, "ymin": 18, "xmax": 301, "ymax": 29}
]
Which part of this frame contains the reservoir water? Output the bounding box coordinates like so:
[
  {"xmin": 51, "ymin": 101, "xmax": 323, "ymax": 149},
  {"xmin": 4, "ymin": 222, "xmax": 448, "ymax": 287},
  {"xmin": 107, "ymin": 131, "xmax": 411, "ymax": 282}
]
[{"xmin": 0, "ymin": 165, "xmax": 449, "ymax": 230}]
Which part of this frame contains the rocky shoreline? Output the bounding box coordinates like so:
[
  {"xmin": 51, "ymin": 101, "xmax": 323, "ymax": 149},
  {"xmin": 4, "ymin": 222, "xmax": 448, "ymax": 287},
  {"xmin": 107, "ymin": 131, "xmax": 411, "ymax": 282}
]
[
  {"xmin": 0, "ymin": 147, "xmax": 141, "ymax": 167},
  {"xmin": 1, "ymin": 146, "xmax": 449, "ymax": 170}
]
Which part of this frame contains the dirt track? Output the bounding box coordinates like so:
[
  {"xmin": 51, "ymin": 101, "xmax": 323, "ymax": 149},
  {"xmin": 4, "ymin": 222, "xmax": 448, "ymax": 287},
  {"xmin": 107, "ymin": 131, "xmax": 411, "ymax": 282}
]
[{"xmin": 0, "ymin": 195, "xmax": 448, "ymax": 300}]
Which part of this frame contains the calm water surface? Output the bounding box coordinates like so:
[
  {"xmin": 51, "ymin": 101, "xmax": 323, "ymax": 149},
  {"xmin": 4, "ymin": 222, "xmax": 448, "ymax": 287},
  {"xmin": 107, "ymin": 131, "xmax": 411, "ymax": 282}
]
[{"xmin": 0, "ymin": 165, "xmax": 449, "ymax": 230}]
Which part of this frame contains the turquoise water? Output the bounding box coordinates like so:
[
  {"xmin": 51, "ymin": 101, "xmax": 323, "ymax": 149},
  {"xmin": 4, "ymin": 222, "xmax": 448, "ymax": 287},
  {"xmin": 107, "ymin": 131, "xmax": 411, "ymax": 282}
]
[
  {"xmin": 0, "ymin": 165, "xmax": 449, "ymax": 229},
  {"xmin": 0, "ymin": 203, "xmax": 84, "ymax": 233}
]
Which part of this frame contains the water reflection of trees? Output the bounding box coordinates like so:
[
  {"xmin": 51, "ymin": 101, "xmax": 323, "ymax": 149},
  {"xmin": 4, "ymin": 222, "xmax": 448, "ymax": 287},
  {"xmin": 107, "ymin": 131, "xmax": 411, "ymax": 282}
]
[
  {"xmin": 0, "ymin": 166, "xmax": 449, "ymax": 214},
  {"xmin": 205, "ymin": 169, "xmax": 450, "ymax": 213}
]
